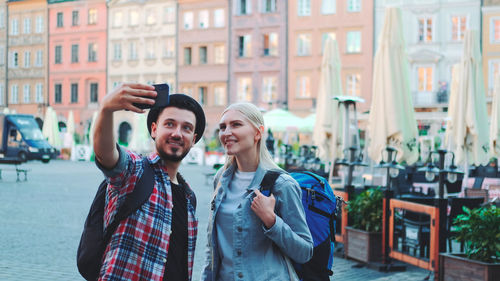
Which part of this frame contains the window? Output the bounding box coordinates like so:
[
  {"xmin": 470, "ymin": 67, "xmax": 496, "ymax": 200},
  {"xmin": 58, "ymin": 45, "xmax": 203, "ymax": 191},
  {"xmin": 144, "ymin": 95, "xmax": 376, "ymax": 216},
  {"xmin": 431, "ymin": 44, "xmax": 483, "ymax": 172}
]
[
  {"xmin": 10, "ymin": 51, "xmax": 18, "ymax": 68},
  {"xmin": 113, "ymin": 43, "xmax": 121, "ymax": 60},
  {"xmin": 0, "ymin": 84, "xmax": 4, "ymax": 106},
  {"xmin": 346, "ymin": 74, "xmax": 361, "ymax": 96},
  {"xmin": 129, "ymin": 11, "xmax": 139, "ymax": 26},
  {"xmin": 164, "ymin": 6, "xmax": 175, "ymax": 23},
  {"xmin": 35, "ymin": 83, "xmax": 43, "ymax": 103},
  {"xmin": 263, "ymin": 33, "xmax": 278, "ymax": 56},
  {"xmin": 88, "ymin": 43, "xmax": 97, "ymax": 62},
  {"xmin": 296, "ymin": 75, "xmax": 311, "ymax": 98},
  {"xmin": 23, "ymin": 84, "xmax": 30, "ymax": 103},
  {"xmin": 57, "ymin": 12, "xmax": 63, "ymax": 27},
  {"xmin": 145, "ymin": 40, "xmax": 155, "ymax": 59},
  {"xmin": 72, "ymin": 10, "xmax": 79, "ymax": 26},
  {"xmin": 23, "ymin": 51, "xmax": 30, "ymax": 68},
  {"xmin": 163, "ymin": 37, "xmax": 175, "ymax": 58},
  {"xmin": 322, "ymin": 0, "xmax": 336, "ymax": 14},
  {"xmin": 88, "ymin": 8, "xmax": 97, "ymax": 25},
  {"xmin": 237, "ymin": 0, "xmax": 252, "ymax": 15},
  {"xmin": 346, "ymin": 31, "xmax": 361, "ymax": 53},
  {"xmin": 0, "ymin": 46, "xmax": 4, "ymax": 65},
  {"xmin": 184, "ymin": 47, "xmax": 192, "ymax": 65},
  {"xmin": 214, "ymin": 86, "xmax": 226, "ymax": 106},
  {"xmin": 23, "ymin": 18, "xmax": 31, "ymax": 34},
  {"xmin": 215, "ymin": 45, "xmax": 225, "ymax": 64},
  {"xmin": 199, "ymin": 46, "xmax": 207, "ymax": 64},
  {"xmin": 11, "ymin": 19, "xmax": 18, "ymax": 35},
  {"xmin": 54, "ymin": 84, "xmax": 62, "ymax": 103},
  {"xmin": 451, "ymin": 16, "xmax": 467, "ymax": 41},
  {"xmin": 417, "ymin": 67, "xmax": 433, "ymax": 92},
  {"xmin": 55, "ymin": 46, "xmax": 62, "ymax": 64},
  {"xmin": 199, "ymin": 10, "xmax": 209, "ymax": 28},
  {"xmin": 238, "ymin": 35, "xmax": 252, "ymax": 57},
  {"xmin": 113, "ymin": 11, "xmax": 122, "ymax": 27},
  {"xmin": 298, "ymin": 0, "xmax": 311, "ymax": 16},
  {"xmin": 184, "ymin": 12, "xmax": 193, "ymax": 30},
  {"xmin": 418, "ymin": 17, "xmax": 433, "ymax": 42},
  {"xmin": 262, "ymin": 0, "xmax": 277, "ymax": 13},
  {"xmin": 198, "ymin": 87, "xmax": 207, "ymax": 105},
  {"xmin": 297, "ymin": 33, "xmax": 311, "ymax": 56},
  {"xmin": 146, "ymin": 9, "xmax": 156, "ymax": 25},
  {"xmin": 71, "ymin": 83, "xmax": 78, "ymax": 103},
  {"xmin": 347, "ymin": 0, "xmax": 361, "ymax": 12},
  {"xmin": 71, "ymin": 44, "xmax": 79, "ymax": 63},
  {"xmin": 35, "ymin": 16, "xmax": 43, "ymax": 33},
  {"xmin": 90, "ymin": 83, "xmax": 98, "ymax": 103},
  {"xmin": 262, "ymin": 76, "xmax": 277, "ymax": 102},
  {"xmin": 237, "ymin": 77, "xmax": 252, "ymax": 101},
  {"xmin": 491, "ymin": 18, "xmax": 500, "ymax": 43},
  {"xmin": 321, "ymin": 32, "xmax": 336, "ymax": 53},
  {"xmin": 11, "ymin": 84, "xmax": 18, "ymax": 104},
  {"xmin": 214, "ymin": 9, "xmax": 225, "ymax": 27},
  {"xmin": 129, "ymin": 42, "xmax": 138, "ymax": 60},
  {"xmin": 35, "ymin": 50, "xmax": 42, "ymax": 66}
]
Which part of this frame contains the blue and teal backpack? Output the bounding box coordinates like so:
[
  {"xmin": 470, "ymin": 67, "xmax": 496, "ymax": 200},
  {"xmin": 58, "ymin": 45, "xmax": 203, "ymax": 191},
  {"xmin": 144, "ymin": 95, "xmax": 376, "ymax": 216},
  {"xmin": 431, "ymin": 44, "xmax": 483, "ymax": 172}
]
[{"xmin": 260, "ymin": 170, "xmax": 339, "ymax": 281}]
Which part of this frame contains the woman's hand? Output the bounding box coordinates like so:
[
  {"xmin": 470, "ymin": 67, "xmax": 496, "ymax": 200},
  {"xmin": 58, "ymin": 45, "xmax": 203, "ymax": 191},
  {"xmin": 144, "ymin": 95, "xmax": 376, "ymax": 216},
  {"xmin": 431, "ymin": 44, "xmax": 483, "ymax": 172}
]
[{"xmin": 251, "ymin": 189, "xmax": 276, "ymax": 229}]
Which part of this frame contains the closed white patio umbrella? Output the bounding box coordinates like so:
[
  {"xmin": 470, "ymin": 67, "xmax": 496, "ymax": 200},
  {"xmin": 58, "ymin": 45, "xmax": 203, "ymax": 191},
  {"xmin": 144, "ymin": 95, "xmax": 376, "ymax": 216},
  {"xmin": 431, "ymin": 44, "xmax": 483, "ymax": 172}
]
[
  {"xmin": 367, "ymin": 7, "xmax": 418, "ymax": 165},
  {"xmin": 446, "ymin": 30, "xmax": 489, "ymax": 166},
  {"xmin": 490, "ymin": 75, "xmax": 500, "ymax": 158},
  {"xmin": 312, "ymin": 36, "xmax": 344, "ymax": 162}
]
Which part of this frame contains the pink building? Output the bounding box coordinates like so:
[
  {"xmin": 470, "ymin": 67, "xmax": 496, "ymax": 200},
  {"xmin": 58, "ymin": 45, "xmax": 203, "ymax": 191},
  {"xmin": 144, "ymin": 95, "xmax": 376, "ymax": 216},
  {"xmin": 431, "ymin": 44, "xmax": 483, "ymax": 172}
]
[
  {"xmin": 48, "ymin": 0, "xmax": 107, "ymax": 135},
  {"xmin": 288, "ymin": 0, "xmax": 374, "ymax": 115},
  {"xmin": 228, "ymin": 0, "xmax": 287, "ymax": 110},
  {"xmin": 178, "ymin": 0, "xmax": 229, "ymax": 136}
]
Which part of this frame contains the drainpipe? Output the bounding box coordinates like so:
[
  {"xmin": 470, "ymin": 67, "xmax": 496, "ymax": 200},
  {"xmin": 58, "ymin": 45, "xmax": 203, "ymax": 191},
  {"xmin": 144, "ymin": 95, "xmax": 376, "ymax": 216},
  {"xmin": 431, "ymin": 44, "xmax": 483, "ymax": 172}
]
[{"xmin": 227, "ymin": 0, "xmax": 232, "ymax": 106}]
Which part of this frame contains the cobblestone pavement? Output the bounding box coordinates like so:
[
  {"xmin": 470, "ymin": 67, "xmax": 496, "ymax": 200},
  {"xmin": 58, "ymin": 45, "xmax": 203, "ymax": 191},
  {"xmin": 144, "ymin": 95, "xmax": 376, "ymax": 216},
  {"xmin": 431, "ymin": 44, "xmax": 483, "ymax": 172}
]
[{"xmin": 0, "ymin": 160, "xmax": 433, "ymax": 280}]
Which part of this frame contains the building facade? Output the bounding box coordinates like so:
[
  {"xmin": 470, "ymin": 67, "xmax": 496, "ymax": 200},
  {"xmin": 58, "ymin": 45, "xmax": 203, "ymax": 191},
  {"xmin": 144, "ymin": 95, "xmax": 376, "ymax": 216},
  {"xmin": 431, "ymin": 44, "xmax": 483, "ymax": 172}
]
[
  {"xmin": 6, "ymin": 0, "xmax": 48, "ymax": 119},
  {"xmin": 229, "ymin": 0, "xmax": 287, "ymax": 111},
  {"xmin": 375, "ymin": 0, "xmax": 482, "ymax": 130},
  {"xmin": 482, "ymin": 0, "xmax": 500, "ymax": 110},
  {"xmin": 178, "ymin": 0, "xmax": 229, "ymax": 136},
  {"xmin": 0, "ymin": 2, "xmax": 6, "ymax": 109},
  {"xmin": 48, "ymin": 0, "xmax": 107, "ymax": 135},
  {"xmin": 288, "ymin": 0, "xmax": 374, "ymax": 116}
]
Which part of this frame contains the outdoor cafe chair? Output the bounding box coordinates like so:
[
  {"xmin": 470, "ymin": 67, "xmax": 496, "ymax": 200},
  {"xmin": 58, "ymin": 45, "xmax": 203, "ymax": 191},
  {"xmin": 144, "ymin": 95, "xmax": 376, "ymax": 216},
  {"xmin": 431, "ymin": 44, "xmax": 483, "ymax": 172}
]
[{"xmin": 446, "ymin": 197, "xmax": 485, "ymax": 252}]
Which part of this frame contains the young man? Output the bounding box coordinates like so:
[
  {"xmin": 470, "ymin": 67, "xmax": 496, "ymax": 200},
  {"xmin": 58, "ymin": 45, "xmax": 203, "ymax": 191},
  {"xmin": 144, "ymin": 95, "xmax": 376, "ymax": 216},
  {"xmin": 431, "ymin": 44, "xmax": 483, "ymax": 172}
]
[{"xmin": 93, "ymin": 83, "xmax": 206, "ymax": 281}]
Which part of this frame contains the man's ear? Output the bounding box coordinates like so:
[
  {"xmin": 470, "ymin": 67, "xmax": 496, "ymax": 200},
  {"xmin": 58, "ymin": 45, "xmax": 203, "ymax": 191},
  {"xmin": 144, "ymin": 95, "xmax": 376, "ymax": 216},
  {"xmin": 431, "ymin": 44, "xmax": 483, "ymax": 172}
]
[
  {"xmin": 191, "ymin": 134, "xmax": 197, "ymax": 147},
  {"xmin": 151, "ymin": 122, "xmax": 157, "ymax": 140}
]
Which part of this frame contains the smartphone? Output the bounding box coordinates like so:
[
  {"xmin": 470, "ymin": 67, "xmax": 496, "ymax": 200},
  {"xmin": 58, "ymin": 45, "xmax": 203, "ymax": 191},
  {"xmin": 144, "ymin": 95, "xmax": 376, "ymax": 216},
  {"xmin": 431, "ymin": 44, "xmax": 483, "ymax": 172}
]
[{"xmin": 133, "ymin": 83, "xmax": 170, "ymax": 109}]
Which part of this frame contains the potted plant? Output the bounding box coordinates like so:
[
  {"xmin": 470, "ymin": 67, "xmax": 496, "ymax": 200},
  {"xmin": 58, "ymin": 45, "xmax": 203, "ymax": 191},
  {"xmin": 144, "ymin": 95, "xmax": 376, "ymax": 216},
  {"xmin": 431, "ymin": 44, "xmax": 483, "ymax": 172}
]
[
  {"xmin": 439, "ymin": 205, "xmax": 500, "ymax": 281},
  {"xmin": 345, "ymin": 187, "xmax": 384, "ymax": 263}
]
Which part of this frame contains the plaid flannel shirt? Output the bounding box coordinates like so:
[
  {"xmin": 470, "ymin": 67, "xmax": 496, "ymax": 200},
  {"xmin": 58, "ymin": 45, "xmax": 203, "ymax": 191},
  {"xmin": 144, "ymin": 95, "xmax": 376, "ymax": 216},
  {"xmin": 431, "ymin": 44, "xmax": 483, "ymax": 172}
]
[{"xmin": 97, "ymin": 146, "xmax": 198, "ymax": 281}]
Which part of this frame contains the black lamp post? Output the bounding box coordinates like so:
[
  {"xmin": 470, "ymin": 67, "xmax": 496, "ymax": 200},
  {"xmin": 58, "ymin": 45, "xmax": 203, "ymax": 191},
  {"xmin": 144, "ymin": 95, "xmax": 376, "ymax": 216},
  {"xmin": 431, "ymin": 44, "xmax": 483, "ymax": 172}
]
[
  {"xmin": 417, "ymin": 149, "xmax": 463, "ymax": 254},
  {"xmin": 265, "ymin": 128, "xmax": 275, "ymax": 156},
  {"xmin": 335, "ymin": 146, "xmax": 368, "ymax": 192}
]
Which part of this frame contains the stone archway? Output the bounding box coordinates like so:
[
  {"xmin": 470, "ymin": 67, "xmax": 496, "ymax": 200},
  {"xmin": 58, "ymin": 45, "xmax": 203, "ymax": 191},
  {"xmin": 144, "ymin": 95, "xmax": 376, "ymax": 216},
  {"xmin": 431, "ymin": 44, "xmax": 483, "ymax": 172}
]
[{"xmin": 118, "ymin": 122, "xmax": 132, "ymax": 146}]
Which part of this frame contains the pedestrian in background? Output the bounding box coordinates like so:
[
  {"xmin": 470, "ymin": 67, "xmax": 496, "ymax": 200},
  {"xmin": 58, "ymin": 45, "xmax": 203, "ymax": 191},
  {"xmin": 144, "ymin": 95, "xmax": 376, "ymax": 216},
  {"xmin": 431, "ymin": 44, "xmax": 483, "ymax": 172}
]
[
  {"xmin": 93, "ymin": 83, "xmax": 205, "ymax": 280},
  {"xmin": 200, "ymin": 102, "xmax": 313, "ymax": 280}
]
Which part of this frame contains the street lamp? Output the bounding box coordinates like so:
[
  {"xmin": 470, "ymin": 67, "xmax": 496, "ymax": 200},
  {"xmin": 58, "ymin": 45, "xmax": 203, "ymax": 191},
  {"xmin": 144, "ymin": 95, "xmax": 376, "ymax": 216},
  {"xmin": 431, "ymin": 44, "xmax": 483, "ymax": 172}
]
[
  {"xmin": 376, "ymin": 147, "xmax": 406, "ymax": 189},
  {"xmin": 417, "ymin": 149, "xmax": 463, "ymax": 198},
  {"xmin": 334, "ymin": 146, "xmax": 368, "ymax": 190}
]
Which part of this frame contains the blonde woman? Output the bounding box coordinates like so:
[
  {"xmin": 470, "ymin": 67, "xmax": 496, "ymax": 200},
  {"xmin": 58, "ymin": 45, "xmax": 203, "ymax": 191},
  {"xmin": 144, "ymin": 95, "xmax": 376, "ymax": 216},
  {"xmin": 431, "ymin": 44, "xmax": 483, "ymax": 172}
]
[{"xmin": 201, "ymin": 103, "xmax": 313, "ymax": 280}]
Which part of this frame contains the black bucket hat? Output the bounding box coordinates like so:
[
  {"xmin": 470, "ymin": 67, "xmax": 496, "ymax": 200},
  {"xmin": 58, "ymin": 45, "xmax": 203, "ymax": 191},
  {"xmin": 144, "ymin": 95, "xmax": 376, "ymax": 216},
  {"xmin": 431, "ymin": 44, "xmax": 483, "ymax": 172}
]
[{"xmin": 147, "ymin": 94, "xmax": 206, "ymax": 143}]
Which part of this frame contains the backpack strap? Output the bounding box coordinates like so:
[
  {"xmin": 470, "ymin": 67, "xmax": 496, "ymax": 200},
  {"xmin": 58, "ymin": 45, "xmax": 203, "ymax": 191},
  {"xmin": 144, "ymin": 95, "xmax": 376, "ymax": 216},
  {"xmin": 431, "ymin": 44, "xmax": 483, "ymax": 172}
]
[
  {"xmin": 259, "ymin": 170, "xmax": 282, "ymax": 196},
  {"xmin": 103, "ymin": 157, "xmax": 154, "ymax": 243}
]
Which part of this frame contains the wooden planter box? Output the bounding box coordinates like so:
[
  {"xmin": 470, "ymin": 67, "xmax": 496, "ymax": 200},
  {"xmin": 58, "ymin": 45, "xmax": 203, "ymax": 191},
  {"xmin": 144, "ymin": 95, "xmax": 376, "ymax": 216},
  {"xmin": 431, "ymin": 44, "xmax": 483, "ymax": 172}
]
[
  {"xmin": 345, "ymin": 226, "xmax": 382, "ymax": 263},
  {"xmin": 439, "ymin": 253, "xmax": 500, "ymax": 281}
]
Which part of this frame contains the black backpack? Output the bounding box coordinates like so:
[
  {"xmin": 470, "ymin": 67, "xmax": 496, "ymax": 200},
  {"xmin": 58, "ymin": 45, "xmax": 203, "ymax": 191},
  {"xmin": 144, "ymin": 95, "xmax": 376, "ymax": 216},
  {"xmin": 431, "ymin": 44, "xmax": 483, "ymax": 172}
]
[{"xmin": 77, "ymin": 158, "xmax": 154, "ymax": 281}]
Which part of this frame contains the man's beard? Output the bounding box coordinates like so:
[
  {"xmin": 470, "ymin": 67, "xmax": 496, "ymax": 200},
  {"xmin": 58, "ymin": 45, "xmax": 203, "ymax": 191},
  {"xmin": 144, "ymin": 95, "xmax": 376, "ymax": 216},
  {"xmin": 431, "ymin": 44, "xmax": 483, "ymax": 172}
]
[{"xmin": 156, "ymin": 143, "xmax": 190, "ymax": 163}]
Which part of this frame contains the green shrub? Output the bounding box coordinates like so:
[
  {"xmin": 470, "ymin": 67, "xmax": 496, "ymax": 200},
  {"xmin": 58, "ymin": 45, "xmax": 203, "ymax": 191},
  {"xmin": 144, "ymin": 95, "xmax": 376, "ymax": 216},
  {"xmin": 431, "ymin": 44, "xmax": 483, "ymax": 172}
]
[{"xmin": 347, "ymin": 188, "xmax": 384, "ymax": 232}]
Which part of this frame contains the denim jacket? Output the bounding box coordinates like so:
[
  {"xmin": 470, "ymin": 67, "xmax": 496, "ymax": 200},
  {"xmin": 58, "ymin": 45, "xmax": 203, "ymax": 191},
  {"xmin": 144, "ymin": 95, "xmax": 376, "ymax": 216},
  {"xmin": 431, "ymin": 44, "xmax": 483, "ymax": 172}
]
[{"xmin": 200, "ymin": 163, "xmax": 313, "ymax": 281}]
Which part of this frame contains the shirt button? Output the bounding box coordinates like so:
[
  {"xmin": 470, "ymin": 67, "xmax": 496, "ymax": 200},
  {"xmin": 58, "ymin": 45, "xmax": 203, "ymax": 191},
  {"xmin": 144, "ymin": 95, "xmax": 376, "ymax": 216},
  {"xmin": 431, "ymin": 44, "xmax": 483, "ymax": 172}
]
[
  {"xmin": 238, "ymin": 272, "xmax": 243, "ymax": 278},
  {"xmin": 237, "ymin": 250, "xmax": 241, "ymax": 256},
  {"xmin": 162, "ymin": 257, "xmax": 167, "ymax": 263},
  {"xmin": 237, "ymin": 227, "xmax": 242, "ymax": 232}
]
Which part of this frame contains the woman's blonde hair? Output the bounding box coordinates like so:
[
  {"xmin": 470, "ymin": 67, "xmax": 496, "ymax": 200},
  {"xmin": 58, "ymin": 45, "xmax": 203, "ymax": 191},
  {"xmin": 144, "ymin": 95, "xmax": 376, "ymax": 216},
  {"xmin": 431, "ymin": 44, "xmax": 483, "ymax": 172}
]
[{"xmin": 220, "ymin": 102, "xmax": 281, "ymax": 171}]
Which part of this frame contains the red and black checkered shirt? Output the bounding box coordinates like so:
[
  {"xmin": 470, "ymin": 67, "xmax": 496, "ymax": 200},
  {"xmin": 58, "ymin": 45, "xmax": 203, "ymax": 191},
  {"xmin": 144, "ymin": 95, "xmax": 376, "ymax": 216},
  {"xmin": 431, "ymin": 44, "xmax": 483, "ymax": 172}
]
[{"xmin": 97, "ymin": 147, "xmax": 198, "ymax": 281}]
